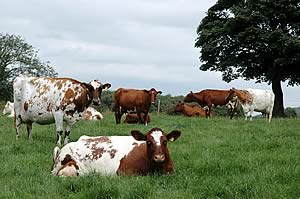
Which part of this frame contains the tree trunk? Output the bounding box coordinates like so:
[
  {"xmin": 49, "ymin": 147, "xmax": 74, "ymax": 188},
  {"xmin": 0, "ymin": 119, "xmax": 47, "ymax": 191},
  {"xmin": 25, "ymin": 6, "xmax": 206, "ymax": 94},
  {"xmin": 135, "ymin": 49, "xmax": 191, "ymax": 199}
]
[{"xmin": 271, "ymin": 79, "xmax": 284, "ymax": 117}]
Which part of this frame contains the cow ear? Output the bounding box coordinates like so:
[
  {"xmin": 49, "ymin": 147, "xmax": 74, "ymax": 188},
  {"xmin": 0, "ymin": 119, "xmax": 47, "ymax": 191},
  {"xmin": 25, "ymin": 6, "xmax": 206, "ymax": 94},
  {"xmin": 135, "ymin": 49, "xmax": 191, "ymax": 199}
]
[
  {"xmin": 131, "ymin": 130, "xmax": 147, "ymax": 141},
  {"xmin": 167, "ymin": 130, "xmax": 181, "ymax": 142},
  {"xmin": 101, "ymin": 83, "xmax": 111, "ymax": 90},
  {"xmin": 157, "ymin": 91, "xmax": 162, "ymax": 95},
  {"xmin": 82, "ymin": 83, "xmax": 94, "ymax": 92}
]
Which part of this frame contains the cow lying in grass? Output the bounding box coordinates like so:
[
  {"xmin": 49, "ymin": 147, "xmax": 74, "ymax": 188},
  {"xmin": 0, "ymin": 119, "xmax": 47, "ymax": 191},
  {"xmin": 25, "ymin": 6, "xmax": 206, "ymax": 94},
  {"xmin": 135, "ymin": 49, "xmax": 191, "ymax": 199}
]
[{"xmin": 51, "ymin": 127, "xmax": 181, "ymax": 176}]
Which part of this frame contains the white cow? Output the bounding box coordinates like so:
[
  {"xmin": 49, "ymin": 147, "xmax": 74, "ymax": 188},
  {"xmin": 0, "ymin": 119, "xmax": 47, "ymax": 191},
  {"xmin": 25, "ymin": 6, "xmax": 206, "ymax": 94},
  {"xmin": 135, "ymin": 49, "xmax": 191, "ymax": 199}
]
[
  {"xmin": 13, "ymin": 77, "xmax": 111, "ymax": 145},
  {"xmin": 2, "ymin": 101, "xmax": 14, "ymax": 117},
  {"xmin": 229, "ymin": 88, "xmax": 275, "ymax": 122},
  {"xmin": 82, "ymin": 107, "xmax": 103, "ymax": 120}
]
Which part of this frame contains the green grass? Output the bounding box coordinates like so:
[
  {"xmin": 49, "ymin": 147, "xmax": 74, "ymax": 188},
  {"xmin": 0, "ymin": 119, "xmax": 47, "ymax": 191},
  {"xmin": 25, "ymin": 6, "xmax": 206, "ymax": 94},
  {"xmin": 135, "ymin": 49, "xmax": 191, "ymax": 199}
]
[{"xmin": 0, "ymin": 113, "xmax": 299, "ymax": 199}]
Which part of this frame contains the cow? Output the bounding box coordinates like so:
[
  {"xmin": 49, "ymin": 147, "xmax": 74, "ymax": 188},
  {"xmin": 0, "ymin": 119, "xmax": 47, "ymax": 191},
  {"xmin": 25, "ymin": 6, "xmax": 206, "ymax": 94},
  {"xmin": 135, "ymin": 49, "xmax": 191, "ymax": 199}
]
[
  {"xmin": 175, "ymin": 102, "xmax": 208, "ymax": 117},
  {"xmin": 114, "ymin": 88, "xmax": 162, "ymax": 125},
  {"xmin": 228, "ymin": 88, "xmax": 275, "ymax": 122},
  {"xmin": 124, "ymin": 112, "xmax": 151, "ymax": 124},
  {"xmin": 2, "ymin": 101, "xmax": 14, "ymax": 117},
  {"xmin": 184, "ymin": 89, "xmax": 234, "ymax": 118},
  {"xmin": 82, "ymin": 107, "xmax": 103, "ymax": 121},
  {"xmin": 13, "ymin": 77, "xmax": 111, "ymax": 145},
  {"xmin": 51, "ymin": 127, "xmax": 181, "ymax": 176}
]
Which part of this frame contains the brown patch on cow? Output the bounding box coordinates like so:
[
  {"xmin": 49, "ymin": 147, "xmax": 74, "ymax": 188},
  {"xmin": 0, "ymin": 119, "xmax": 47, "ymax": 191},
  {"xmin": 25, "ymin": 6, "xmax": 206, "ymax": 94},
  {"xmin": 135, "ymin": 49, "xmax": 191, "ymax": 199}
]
[
  {"xmin": 233, "ymin": 89, "xmax": 253, "ymax": 103},
  {"xmin": 57, "ymin": 154, "xmax": 79, "ymax": 176},
  {"xmin": 83, "ymin": 136, "xmax": 111, "ymax": 144},
  {"xmin": 109, "ymin": 149, "xmax": 117, "ymax": 159},
  {"xmin": 91, "ymin": 147, "xmax": 105, "ymax": 160},
  {"xmin": 24, "ymin": 102, "xmax": 29, "ymax": 111},
  {"xmin": 132, "ymin": 142, "xmax": 138, "ymax": 146},
  {"xmin": 47, "ymin": 104, "xmax": 52, "ymax": 112},
  {"xmin": 65, "ymin": 88, "xmax": 75, "ymax": 100}
]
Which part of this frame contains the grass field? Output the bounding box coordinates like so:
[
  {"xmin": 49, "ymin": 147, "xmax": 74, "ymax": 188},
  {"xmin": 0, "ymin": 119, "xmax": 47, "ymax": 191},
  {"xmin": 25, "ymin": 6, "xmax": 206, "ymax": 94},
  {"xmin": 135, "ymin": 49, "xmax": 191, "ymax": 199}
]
[{"xmin": 0, "ymin": 113, "xmax": 299, "ymax": 199}]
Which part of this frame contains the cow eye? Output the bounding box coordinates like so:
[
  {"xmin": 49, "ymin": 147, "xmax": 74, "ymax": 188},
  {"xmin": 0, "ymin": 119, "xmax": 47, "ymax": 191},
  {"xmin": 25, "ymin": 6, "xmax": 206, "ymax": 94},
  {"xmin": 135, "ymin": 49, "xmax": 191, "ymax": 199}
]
[
  {"xmin": 163, "ymin": 140, "xmax": 167, "ymax": 145},
  {"xmin": 147, "ymin": 141, "xmax": 152, "ymax": 145}
]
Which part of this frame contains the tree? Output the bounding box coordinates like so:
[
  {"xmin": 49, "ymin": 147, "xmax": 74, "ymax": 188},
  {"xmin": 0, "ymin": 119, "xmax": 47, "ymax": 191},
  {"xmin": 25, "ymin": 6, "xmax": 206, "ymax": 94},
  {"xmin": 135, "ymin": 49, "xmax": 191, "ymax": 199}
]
[
  {"xmin": 0, "ymin": 33, "xmax": 57, "ymax": 101},
  {"xmin": 195, "ymin": 0, "xmax": 300, "ymax": 116}
]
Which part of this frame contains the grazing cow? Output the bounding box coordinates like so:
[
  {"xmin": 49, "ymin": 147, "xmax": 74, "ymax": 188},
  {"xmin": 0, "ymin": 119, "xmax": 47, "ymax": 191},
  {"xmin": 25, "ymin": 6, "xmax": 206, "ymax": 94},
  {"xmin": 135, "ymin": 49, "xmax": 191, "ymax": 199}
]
[
  {"xmin": 184, "ymin": 89, "xmax": 234, "ymax": 118},
  {"xmin": 2, "ymin": 101, "xmax": 14, "ymax": 117},
  {"xmin": 114, "ymin": 88, "xmax": 162, "ymax": 125},
  {"xmin": 83, "ymin": 107, "xmax": 103, "ymax": 121},
  {"xmin": 124, "ymin": 112, "xmax": 151, "ymax": 124},
  {"xmin": 13, "ymin": 77, "xmax": 111, "ymax": 145},
  {"xmin": 229, "ymin": 88, "xmax": 275, "ymax": 122},
  {"xmin": 175, "ymin": 102, "xmax": 208, "ymax": 117},
  {"xmin": 51, "ymin": 127, "xmax": 181, "ymax": 176}
]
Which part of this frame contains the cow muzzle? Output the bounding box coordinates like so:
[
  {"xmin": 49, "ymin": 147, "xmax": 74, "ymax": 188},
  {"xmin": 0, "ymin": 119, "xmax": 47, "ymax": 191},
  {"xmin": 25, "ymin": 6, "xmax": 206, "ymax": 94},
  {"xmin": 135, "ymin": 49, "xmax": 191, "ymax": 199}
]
[
  {"xmin": 153, "ymin": 154, "xmax": 165, "ymax": 163},
  {"xmin": 92, "ymin": 99, "xmax": 100, "ymax": 106}
]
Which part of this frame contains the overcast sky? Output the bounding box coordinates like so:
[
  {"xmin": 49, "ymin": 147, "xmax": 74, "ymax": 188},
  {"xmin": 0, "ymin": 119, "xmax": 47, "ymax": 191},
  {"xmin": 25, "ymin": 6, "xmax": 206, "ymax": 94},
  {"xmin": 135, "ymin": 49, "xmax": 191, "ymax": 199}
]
[{"xmin": 1, "ymin": 0, "xmax": 299, "ymax": 107}]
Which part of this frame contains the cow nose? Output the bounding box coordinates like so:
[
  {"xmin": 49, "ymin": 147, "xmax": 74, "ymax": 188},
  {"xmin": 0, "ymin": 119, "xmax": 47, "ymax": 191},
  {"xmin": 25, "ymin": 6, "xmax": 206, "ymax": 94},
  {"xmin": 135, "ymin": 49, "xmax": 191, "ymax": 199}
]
[{"xmin": 154, "ymin": 154, "xmax": 165, "ymax": 163}]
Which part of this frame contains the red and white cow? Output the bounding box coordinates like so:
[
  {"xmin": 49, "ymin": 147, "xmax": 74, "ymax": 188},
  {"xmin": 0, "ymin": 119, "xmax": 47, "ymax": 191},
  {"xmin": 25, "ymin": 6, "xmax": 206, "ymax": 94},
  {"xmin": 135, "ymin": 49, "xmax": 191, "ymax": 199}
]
[
  {"xmin": 13, "ymin": 77, "xmax": 111, "ymax": 145},
  {"xmin": 2, "ymin": 101, "xmax": 14, "ymax": 117},
  {"xmin": 229, "ymin": 88, "xmax": 275, "ymax": 122},
  {"xmin": 83, "ymin": 107, "xmax": 103, "ymax": 121},
  {"xmin": 51, "ymin": 127, "xmax": 181, "ymax": 176}
]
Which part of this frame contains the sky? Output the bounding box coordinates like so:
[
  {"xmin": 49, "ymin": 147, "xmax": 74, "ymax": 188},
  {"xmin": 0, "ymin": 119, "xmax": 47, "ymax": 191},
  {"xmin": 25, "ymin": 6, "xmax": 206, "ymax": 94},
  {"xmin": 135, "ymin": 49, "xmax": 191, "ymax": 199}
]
[{"xmin": 1, "ymin": 0, "xmax": 299, "ymax": 107}]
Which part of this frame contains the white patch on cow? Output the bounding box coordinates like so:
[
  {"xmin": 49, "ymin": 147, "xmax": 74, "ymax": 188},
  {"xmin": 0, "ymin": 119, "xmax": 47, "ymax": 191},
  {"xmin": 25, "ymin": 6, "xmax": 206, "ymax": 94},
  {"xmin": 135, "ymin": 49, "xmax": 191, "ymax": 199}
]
[
  {"xmin": 90, "ymin": 80, "xmax": 101, "ymax": 89},
  {"xmin": 151, "ymin": 130, "xmax": 163, "ymax": 146}
]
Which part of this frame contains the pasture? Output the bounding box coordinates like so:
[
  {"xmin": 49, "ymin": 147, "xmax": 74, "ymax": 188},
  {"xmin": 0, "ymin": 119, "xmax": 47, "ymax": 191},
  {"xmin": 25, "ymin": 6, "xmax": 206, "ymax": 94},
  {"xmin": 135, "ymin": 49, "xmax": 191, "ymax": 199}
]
[{"xmin": 0, "ymin": 113, "xmax": 299, "ymax": 198}]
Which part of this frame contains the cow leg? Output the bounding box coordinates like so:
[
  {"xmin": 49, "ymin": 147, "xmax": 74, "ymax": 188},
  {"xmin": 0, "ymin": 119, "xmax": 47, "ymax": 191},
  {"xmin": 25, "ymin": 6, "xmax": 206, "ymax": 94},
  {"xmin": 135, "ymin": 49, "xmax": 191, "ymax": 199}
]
[
  {"xmin": 115, "ymin": 107, "xmax": 122, "ymax": 124},
  {"xmin": 143, "ymin": 112, "xmax": 148, "ymax": 126},
  {"xmin": 15, "ymin": 115, "xmax": 22, "ymax": 139},
  {"xmin": 64, "ymin": 121, "xmax": 75, "ymax": 145},
  {"xmin": 26, "ymin": 122, "xmax": 33, "ymax": 140},
  {"xmin": 54, "ymin": 111, "xmax": 64, "ymax": 146}
]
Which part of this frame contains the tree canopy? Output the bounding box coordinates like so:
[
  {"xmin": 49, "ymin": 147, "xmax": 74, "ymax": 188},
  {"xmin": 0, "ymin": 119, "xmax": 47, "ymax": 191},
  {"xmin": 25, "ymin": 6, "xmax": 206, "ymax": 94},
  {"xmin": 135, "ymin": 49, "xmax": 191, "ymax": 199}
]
[
  {"xmin": 0, "ymin": 33, "xmax": 57, "ymax": 100},
  {"xmin": 195, "ymin": 0, "xmax": 300, "ymax": 116}
]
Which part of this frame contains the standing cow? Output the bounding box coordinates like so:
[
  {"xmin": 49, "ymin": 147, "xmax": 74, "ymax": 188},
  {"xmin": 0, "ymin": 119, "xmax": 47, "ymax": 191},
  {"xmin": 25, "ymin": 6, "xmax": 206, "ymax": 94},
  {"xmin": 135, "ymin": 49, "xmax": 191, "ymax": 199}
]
[
  {"xmin": 229, "ymin": 88, "xmax": 274, "ymax": 122},
  {"xmin": 184, "ymin": 89, "xmax": 234, "ymax": 118},
  {"xmin": 13, "ymin": 77, "xmax": 111, "ymax": 145},
  {"xmin": 51, "ymin": 127, "xmax": 181, "ymax": 176},
  {"xmin": 2, "ymin": 101, "xmax": 14, "ymax": 117},
  {"xmin": 114, "ymin": 88, "xmax": 162, "ymax": 125}
]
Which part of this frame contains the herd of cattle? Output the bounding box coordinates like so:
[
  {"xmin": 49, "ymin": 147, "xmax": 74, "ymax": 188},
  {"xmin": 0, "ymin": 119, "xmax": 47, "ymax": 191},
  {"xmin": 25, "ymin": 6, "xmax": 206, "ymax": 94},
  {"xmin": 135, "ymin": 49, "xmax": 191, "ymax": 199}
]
[{"xmin": 1, "ymin": 76, "xmax": 275, "ymax": 176}]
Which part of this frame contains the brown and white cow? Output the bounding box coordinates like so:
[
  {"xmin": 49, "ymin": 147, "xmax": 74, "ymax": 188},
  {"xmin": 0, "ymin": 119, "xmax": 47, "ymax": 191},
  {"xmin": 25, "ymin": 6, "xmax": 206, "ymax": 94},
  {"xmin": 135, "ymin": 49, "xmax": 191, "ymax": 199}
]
[
  {"xmin": 228, "ymin": 88, "xmax": 275, "ymax": 122},
  {"xmin": 175, "ymin": 102, "xmax": 208, "ymax": 117},
  {"xmin": 184, "ymin": 89, "xmax": 234, "ymax": 118},
  {"xmin": 13, "ymin": 77, "xmax": 111, "ymax": 145},
  {"xmin": 124, "ymin": 112, "xmax": 151, "ymax": 124},
  {"xmin": 82, "ymin": 107, "xmax": 104, "ymax": 121},
  {"xmin": 51, "ymin": 127, "xmax": 181, "ymax": 176},
  {"xmin": 114, "ymin": 88, "xmax": 162, "ymax": 125}
]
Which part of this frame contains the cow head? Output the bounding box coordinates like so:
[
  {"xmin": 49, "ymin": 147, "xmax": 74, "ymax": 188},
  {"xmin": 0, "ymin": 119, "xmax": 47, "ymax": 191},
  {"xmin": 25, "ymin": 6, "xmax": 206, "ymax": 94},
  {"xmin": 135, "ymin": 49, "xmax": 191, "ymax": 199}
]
[
  {"xmin": 87, "ymin": 80, "xmax": 111, "ymax": 106},
  {"xmin": 183, "ymin": 91, "xmax": 195, "ymax": 103},
  {"xmin": 175, "ymin": 102, "xmax": 184, "ymax": 112},
  {"xmin": 131, "ymin": 127, "xmax": 181, "ymax": 164},
  {"xmin": 225, "ymin": 88, "xmax": 237, "ymax": 102},
  {"xmin": 3, "ymin": 101, "xmax": 14, "ymax": 115},
  {"xmin": 144, "ymin": 88, "xmax": 162, "ymax": 104}
]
